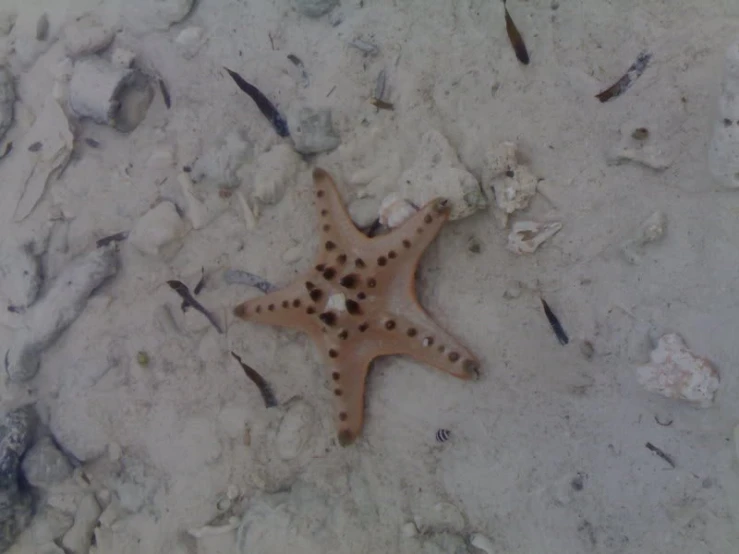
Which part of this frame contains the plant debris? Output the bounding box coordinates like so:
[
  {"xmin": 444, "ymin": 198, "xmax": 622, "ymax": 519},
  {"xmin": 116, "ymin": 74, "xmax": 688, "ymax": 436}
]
[
  {"xmin": 84, "ymin": 137, "xmax": 101, "ymax": 148},
  {"xmin": 95, "ymin": 231, "xmax": 128, "ymax": 248},
  {"xmin": 369, "ymin": 97, "xmax": 394, "ymax": 111},
  {"xmin": 28, "ymin": 141, "xmax": 42, "ymax": 152},
  {"xmin": 654, "ymin": 415, "xmax": 673, "ymax": 427},
  {"xmin": 596, "ymin": 51, "xmax": 651, "ymax": 102},
  {"xmin": 287, "ymin": 54, "xmax": 310, "ymax": 87},
  {"xmin": 222, "ymin": 269, "xmax": 277, "ymax": 294},
  {"xmin": 541, "ymin": 297, "xmax": 569, "ymax": 345},
  {"xmin": 159, "ymin": 78, "xmax": 172, "ymax": 109},
  {"xmin": 224, "ymin": 67, "xmax": 289, "ymax": 137},
  {"xmin": 167, "ymin": 280, "xmax": 223, "ymax": 333},
  {"xmin": 193, "ymin": 267, "xmax": 206, "ymax": 295},
  {"xmin": 645, "ymin": 441, "xmax": 675, "ymax": 468},
  {"xmin": 231, "ymin": 351, "xmax": 278, "ymax": 408},
  {"xmin": 503, "ymin": 0, "xmax": 529, "ymax": 65}
]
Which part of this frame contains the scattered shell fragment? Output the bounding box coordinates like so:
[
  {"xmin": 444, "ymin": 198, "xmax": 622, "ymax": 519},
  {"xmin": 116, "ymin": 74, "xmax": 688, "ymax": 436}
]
[
  {"xmin": 607, "ymin": 122, "xmax": 672, "ymax": 170},
  {"xmin": 470, "ymin": 533, "xmax": 496, "ymax": 554},
  {"xmin": 482, "ymin": 141, "xmax": 538, "ymax": 218},
  {"xmin": 349, "ymin": 38, "xmax": 379, "ymax": 56},
  {"xmin": 636, "ymin": 333, "xmax": 719, "ymax": 407},
  {"xmin": 378, "ymin": 194, "xmax": 418, "ymax": 229},
  {"xmin": 620, "ymin": 210, "xmax": 666, "ymax": 264},
  {"xmin": 188, "ymin": 516, "xmax": 240, "ymax": 539},
  {"xmin": 401, "ymin": 522, "xmax": 418, "ymax": 538},
  {"xmin": 506, "ymin": 221, "xmax": 562, "ymax": 254}
]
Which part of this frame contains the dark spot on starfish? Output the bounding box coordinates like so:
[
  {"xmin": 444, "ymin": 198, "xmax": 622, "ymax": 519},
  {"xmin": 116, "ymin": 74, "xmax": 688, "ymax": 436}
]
[
  {"xmin": 321, "ymin": 209, "xmax": 328, "ymax": 216},
  {"xmin": 367, "ymin": 278, "xmax": 376, "ymax": 288},
  {"xmin": 340, "ymin": 274, "xmax": 358, "ymax": 288},
  {"xmin": 424, "ymin": 214, "xmax": 432, "ymax": 224},
  {"xmin": 338, "ymin": 329, "xmax": 349, "ymax": 340},
  {"xmin": 334, "ymin": 389, "xmax": 342, "ymax": 396},
  {"xmin": 336, "ymin": 254, "xmax": 347, "ymax": 265},
  {"xmin": 388, "ymin": 250, "xmax": 397, "ymax": 259},
  {"xmin": 306, "ymin": 306, "xmax": 316, "ymax": 314},
  {"xmin": 310, "ymin": 289, "xmax": 323, "ymax": 302},
  {"xmin": 234, "ymin": 304, "xmax": 246, "ymax": 317},
  {"xmin": 325, "ymin": 240, "xmax": 336, "ymax": 250},
  {"xmin": 346, "ymin": 299, "xmax": 361, "ymax": 315},
  {"xmin": 357, "ymin": 292, "xmax": 366, "ymax": 300},
  {"xmin": 323, "ymin": 267, "xmax": 336, "ymax": 280},
  {"xmin": 316, "ymin": 263, "xmax": 326, "ymax": 271},
  {"xmin": 292, "ymin": 299, "xmax": 301, "ymax": 308},
  {"xmin": 282, "ymin": 300, "xmax": 289, "ymax": 308},
  {"xmin": 323, "ymin": 224, "xmax": 331, "ymax": 232},
  {"xmin": 338, "ymin": 429, "xmax": 354, "ymax": 446},
  {"xmin": 328, "ymin": 349, "xmax": 338, "ymax": 358},
  {"xmin": 416, "ymin": 227, "xmax": 423, "ymax": 234},
  {"xmin": 268, "ymin": 304, "xmax": 275, "ymax": 311},
  {"xmin": 305, "ymin": 281, "xmax": 316, "ymax": 291},
  {"xmin": 339, "ymin": 411, "xmax": 348, "ymax": 421},
  {"xmin": 320, "ymin": 312, "xmax": 337, "ymax": 326},
  {"xmin": 385, "ymin": 320, "xmax": 396, "ymax": 330},
  {"xmin": 407, "ymin": 328, "xmax": 417, "ymax": 337},
  {"xmin": 332, "ymin": 372, "xmax": 340, "ymax": 381},
  {"xmin": 317, "ymin": 190, "xmax": 325, "ymax": 198},
  {"xmin": 358, "ymin": 322, "xmax": 369, "ymax": 332},
  {"xmin": 377, "ymin": 256, "xmax": 387, "ymax": 266},
  {"xmin": 402, "ymin": 239, "xmax": 411, "ymax": 248},
  {"xmin": 255, "ymin": 305, "xmax": 262, "ymax": 313},
  {"xmin": 448, "ymin": 352, "xmax": 460, "ymax": 362},
  {"xmin": 424, "ymin": 336, "xmax": 435, "ymax": 346},
  {"xmin": 438, "ymin": 345, "xmax": 446, "ymax": 353}
]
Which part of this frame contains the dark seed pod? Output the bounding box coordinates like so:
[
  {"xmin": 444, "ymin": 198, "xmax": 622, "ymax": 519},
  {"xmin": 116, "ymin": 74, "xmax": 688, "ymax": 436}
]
[{"xmin": 435, "ymin": 429, "xmax": 451, "ymax": 443}]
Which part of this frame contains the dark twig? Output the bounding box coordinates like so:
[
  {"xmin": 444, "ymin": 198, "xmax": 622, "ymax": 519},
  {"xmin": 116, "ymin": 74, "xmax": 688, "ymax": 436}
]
[
  {"xmin": 96, "ymin": 231, "xmax": 128, "ymax": 248},
  {"xmin": 231, "ymin": 352, "xmax": 278, "ymax": 408},
  {"xmin": 541, "ymin": 297, "xmax": 569, "ymax": 345},
  {"xmin": 167, "ymin": 280, "xmax": 223, "ymax": 334},
  {"xmin": 645, "ymin": 441, "xmax": 675, "ymax": 468}
]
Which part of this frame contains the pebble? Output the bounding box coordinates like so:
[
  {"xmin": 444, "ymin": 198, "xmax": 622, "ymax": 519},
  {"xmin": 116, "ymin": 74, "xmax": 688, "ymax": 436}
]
[
  {"xmin": 378, "ymin": 194, "xmax": 418, "ymax": 229},
  {"xmin": 506, "ymin": 220, "xmax": 562, "ymax": 255},
  {"xmin": 482, "ymin": 141, "xmax": 538, "ymax": 220},
  {"xmin": 129, "ymin": 201, "xmax": 187, "ymax": 258},
  {"xmin": 62, "ymin": 16, "xmax": 114, "ymax": 58},
  {"xmin": 0, "ymin": 65, "xmax": 15, "ymax": 143},
  {"xmin": 5, "ymin": 246, "xmax": 119, "ymax": 383},
  {"xmin": 636, "ymin": 333, "xmax": 719, "ymax": 407},
  {"xmin": 20, "ymin": 437, "xmax": 73, "ymax": 490},
  {"xmin": 61, "ymin": 494, "xmax": 101, "ymax": 554},
  {"xmin": 470, "ymin": 533, "xmax": 496, "ymax": 554},
  {"xmin": 708, "ymin": 39, "xmax": 739, "ymax": 188},
  {"xmin": 0, "ymin": 240, "xmax": 44, "ymax": 311},
  {"xmin": 69, "ymin": 57, "xmax": 134, "ymax": 125},
  {"xmin": 275, "ymin": 400, "xmax": 315, "ymax": 461},
  {"xmin": 348, "ymin": 197, "xmax": 380, "ymax": 228},
  {"xmin": 36, "ymin": 13, "xmax": 49, "ymax": 41},
  {"xmin": 281, "ymin": 244, "xmax": 303, "ymax": 264},
  {"xmin": 287, "ymin": 105, "xmax": 340, "ymax": 154},
  {"xmin": 620, "ymin": 211, "xmax": 666, "ymax": 264},
  {"xmin": 251, "ymin": 144, "xmax": 301, "ymax": 206},
  {"xmin": 401, "ymin": 521, "xmax": 418, "ymax": 537},
  {"xmin": 0, "ymin": 406, "xmax": 36, "ymax": 553},
  {"xmin": 294, "ymin": 0, "xmax": 339, "ymax": 17},
  {"xmin": 175, "ymin": 27, "xmax": 206, "ymax": 59},
  {"xmin": 399, "ymin": 130, "xmax": 487, "ymax": 221}
]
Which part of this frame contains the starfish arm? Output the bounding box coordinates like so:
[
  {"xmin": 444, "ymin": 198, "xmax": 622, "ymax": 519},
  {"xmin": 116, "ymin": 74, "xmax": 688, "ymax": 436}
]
[
  {"xmin": 312, "ymin": 168, "xmax": 368, "ymax": 251},
  {"xmin": 233, "ymin": 277, "xmax": 320, "ymax": 333},
  {"xmin": 322, "ymin": 341, "xmax": 376, "ymax": 447}
]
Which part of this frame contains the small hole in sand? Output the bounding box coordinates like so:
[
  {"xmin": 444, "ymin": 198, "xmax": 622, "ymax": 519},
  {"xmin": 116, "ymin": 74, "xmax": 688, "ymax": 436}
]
[{"xmin": 329, "ymin": 349, "xmax": 338, "ymax": 358}]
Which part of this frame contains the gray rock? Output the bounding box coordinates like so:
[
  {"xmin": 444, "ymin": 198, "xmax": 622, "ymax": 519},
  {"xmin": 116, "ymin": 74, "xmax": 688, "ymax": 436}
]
[
  {"xmin": 69, "ymin": 57, "xmax": 134, "ymax": 125},
  {"xmin": 63, "ymin": 15, "xmax": 114, "ymax": 58},
  {"xmin": 287, "ymin": 106, "xmax": 340, "ymax": 155},
  {"xmin": 295, "ymin": 0, "xmax": 338, "ymax": 17},
  {"xmin": 0, "ymin": 406, "xmax": 36, "ymax": 553},
  {"xmin": 21, "ymin": 437, "xmax": 73, "ymax": 490},
  {"xmin": 4, "ymin": 246, "xmax": 119, "ymax": 383},
  {"xmin": 0, "ymin": 66, "xmax": 15, "ymax": 143},
  {"xmin": 0, "ymin": 242, "xmax": 43, "ymax": 312}
]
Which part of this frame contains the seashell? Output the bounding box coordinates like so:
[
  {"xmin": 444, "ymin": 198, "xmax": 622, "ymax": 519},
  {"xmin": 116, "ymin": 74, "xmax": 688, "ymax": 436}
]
[
  {"xmin": 435, "ymin": 429, "xmax": 451, "ymax": 443},
  {"xmin": 636, "ymin": 333, "xmax": 719, "ymax": 407},
  {"xmin": 506, "ymin": 220, "xmax": 562, "ymax": 255},
  {"xmin": 470, "ymin": 533, "xmax": 496, "ymax": 554},
  {"xmin": 378, "ymin": 194, "xmax": 418, "ymax": 229},
  {"xmin": 326, "ymin": 292, "xmax": 347, "ymax": 313}
]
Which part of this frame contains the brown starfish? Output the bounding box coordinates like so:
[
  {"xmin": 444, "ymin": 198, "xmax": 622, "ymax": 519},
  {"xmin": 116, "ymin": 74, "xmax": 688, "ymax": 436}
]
[{"xmin": 234, "ymin": 168, "xmax": 479, "ymax": 446}]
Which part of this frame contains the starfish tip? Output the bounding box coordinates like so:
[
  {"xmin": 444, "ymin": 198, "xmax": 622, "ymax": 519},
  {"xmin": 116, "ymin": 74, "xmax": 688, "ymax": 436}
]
[
  {"xmin": 462, "ymin": 359, "xmax": 481, "ymax": 380},
  {"xmin": 338, "ymin": 429, "xmax": 356, "ymax": 447},
  {"xmin": 313, "ymin": 167, "xmax": 329, "ymax": 181},
  {"xmin": 233, "ymin": 303, "xmax": 247, "ymax": 319}
]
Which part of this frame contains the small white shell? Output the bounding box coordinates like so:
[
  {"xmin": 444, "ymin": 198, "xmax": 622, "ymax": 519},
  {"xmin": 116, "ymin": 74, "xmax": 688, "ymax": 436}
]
[
  {"xmin": 470, "ymin": 533, "xmax": 496, "ymax": 554},
  {"xmin": 378, "ymin": 194, "xmax": 418, "ymax": 229},
  {"xmin": 506, "ymin": 221, "xmax": 562, "ymax": 255}
]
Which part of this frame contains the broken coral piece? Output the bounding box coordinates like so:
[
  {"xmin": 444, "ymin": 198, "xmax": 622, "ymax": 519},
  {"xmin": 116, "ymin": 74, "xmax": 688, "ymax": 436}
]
[
  {"xmin": 620, "ymin": 210, "xmax": 666, "ymax": 264},
  {"xmin": 636, "ymin": 333, "xmax": 719, "ymax": 407},
  {"xmin": 233, "ymin": 168, "xmax": 479, "ymax": 446},
  {"xmin": 506, "ymin": 220, "xmax": 562, "ymax": 254},
  {"xmin": 378, "ymin": 194, "xmax": 418, "ymax": 229},
  {"xmin": 482, "ymin": 141, "xmax": 537, "ymax": 220}
]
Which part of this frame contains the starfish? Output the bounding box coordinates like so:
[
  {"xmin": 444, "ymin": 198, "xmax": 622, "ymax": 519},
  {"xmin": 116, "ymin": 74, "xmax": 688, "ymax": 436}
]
[{"xmin": 234, "ymin": 168, "xmax": 479, "ymax": 446}]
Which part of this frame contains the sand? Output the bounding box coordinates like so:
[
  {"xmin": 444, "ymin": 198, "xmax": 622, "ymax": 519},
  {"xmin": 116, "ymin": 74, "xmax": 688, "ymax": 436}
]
[{"xmin": 0, "ymin": 1, "xmax": 738, "ymax": 553}]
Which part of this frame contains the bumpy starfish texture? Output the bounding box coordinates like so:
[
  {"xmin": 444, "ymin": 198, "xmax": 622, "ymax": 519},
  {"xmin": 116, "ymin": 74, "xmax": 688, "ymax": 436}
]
[{"xmin": 234, "ymin": 168, "xmax": 479, "ymax": 446}]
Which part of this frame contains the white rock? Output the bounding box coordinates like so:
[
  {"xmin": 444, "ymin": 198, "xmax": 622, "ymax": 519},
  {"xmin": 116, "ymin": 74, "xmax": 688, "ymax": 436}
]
[
  {"xmin": 281, "ymin": 244, "xmax": 303, "ymax": 264},
  {"xmin": 506, "ymin": 220, "xmax": 562, "ymax": 255},
  {"xmin": 378, "ymin": 194, "xmax": 418, "ymax": 229},
  {"xmin": 708, "ymin": 39, "xmax": 739, "ymax": 188},
  {"xmin": 636, "ymin": 333, "xmax": 719, "ymax": 407},
  {"xmin": 399, "ymin": 130, "xmax": 487, "ymax": 221},
  {"xmin": 129, "ymin": 201, "xmax": 187, "ymax": 258},
  {"xmin": 0, "ymin": 63, "xmax": 14, "ymax": 142},
  {"xmin": 482, "ymin": 141, "xmax": 537, "ymax": 216},
  {"xmin": 620, "ymin": 211, "xmax": 666, "ymax": 264},
  {"xmin": 69, "ymin": 57, "xmax": 134, "ymax": 125},
  {"xmin": 111, "ymin": 48, "xmax": 136, "ymax": 69},
  {"xmin": 28, "ymin": 507, "xmax": 74, "ymax": 544},
  {"xmin": 20, "ymin": 437, "xmax": 73, "ymax": 490},
  {"xmin": 275, "ymin": 401, "xmax": 315, "ymax": 460},
  {"xmin": 251, "ymin": 144, "xmax": 301, "ymax": 206},
  {"xmin": 175, "ymin": 27, "xmax": 205, "ymax": 59},
  {"xmin": 348, "ymin": 197, "xmax": 380, "ymax": 228},
  {"xmin": 295, "ymin": 0, "xmax": 339, "ymax": 17},
  {"xmin": 192, "ymin": 128, "xmax": 252, "ymax": 188},
  {"xmin": 62, "ymin": 16, "xmax": 114, "ymax": 58},
  {"xmin": 401, "ymin": 521, "xmax": 418, "ymax": 538},
  {"xmin": 62, "ymin": 494, "xmax": 101, "ymax": 554},
  {"xmin": 607, "ymin": 121, "xmax": 672, "ymax": 170},
  {"xmin": 470, "ymin": 532, "xmax": 496, "ymax": 554},
  {"xmin": 287, "ymin": 105, "xmax": 340, "ymax": 154}
]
